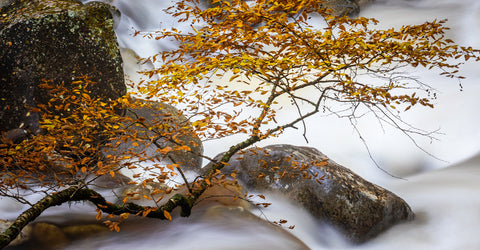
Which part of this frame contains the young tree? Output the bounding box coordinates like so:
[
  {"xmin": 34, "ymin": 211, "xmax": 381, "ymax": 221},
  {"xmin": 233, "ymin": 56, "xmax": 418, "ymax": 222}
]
[{"xmin": 1, "ymin": 0, "xmax": 479, "ymax": 247}]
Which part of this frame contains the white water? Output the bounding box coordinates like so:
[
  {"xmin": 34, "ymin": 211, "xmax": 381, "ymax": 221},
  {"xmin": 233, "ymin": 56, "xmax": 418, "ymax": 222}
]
[
  {"xmin": 115, "ymin": 0, "xmax": 480, "ymax": 184},
  {"xmin": 3, "ymin": 0, "xmax": 480, "ymax": 249}
]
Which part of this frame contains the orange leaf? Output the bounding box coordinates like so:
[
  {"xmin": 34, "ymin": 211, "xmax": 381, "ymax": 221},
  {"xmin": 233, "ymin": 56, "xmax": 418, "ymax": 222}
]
[
  {"xmin": 96, "ymin": 209, "xmax": 102, "ymax": 221},
  {"xmin": 120, "ymin": 213, "xmax": 129, "ymax": 220},
  {"xmin": 163, "ymin": 210, "xmax": 172, "ymax": 221},
  {"xmin": 158, "ymin": 146, "xmax": 173, "ymax": 154},
  {"xmin": 166, "ymin": 164, "xmax": 175, "ymax": 171}
]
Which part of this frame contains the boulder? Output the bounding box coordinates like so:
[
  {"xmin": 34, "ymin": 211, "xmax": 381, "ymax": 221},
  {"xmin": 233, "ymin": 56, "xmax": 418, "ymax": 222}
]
[
  {"xmin": 31, "ymin": 222, "xmax": 69, "ymax": 249},
  {"xmin": 207, "ymin": 144, "xmax": 415, "ymax": 243},
  {"xmin": 62, "ymin": 223, "xmax": 110, "ymax": 240},
  {"xmin": 200, "ymin": 205, "xmax": 310, "ymax": 249},
  {"xmin": 0, "ymin": 0, "xmax": 126, "ymax": 134},
  {"xmin": 321, "ymin": 0, "xmax": 360, "ymax": 16},
  {"xmin": 109, "ymin": 98, "xmax": 203, "ymax": 171},
  {"xmin": 0, "ymin": 0, "xmax": 13, "ymax": 9},
  {"xmin": 355, "ymin": 0, "xmax": 374, "ymax": 9},
  {"xmin": 0, "ymin": 220, "xmax": 110, "ymax": 249},
  {"xmin": 118, "ymin": 181, "xmax": 169, "ymax": 206},
  {"xmin": 91, "ymin": 172, "xmax": 133, "ymax": 189}
]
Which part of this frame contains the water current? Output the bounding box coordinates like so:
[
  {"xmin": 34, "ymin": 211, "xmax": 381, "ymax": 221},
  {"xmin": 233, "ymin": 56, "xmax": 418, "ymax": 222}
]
[{"xmin": 3, "ymin": 0, "xmax": 480, "ymax": 249}]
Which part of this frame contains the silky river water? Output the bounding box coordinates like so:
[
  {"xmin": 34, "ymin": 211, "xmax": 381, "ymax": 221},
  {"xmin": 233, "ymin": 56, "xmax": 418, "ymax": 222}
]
[{"xmin": 4, "ymin": 0, "xmax": 480, "ymax": 249}]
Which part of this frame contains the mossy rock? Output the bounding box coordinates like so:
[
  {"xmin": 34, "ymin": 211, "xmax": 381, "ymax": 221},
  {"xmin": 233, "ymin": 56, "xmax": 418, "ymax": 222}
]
[{"xmin": 0, "ymin": 0, "xmax": 125, "ymax": 134}]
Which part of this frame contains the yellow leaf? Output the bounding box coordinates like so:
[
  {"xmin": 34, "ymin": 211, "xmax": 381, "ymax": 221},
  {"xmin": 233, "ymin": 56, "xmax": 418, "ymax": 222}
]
[
  {"xmin": 133, "ymin": 173, "xmax": 141, "ymax": 178},
  {"xmin": 176, "ymin": 145, "xmax": 191, "ymax": 151},
  {"xmin": 158, "ymin": 146, "xmax": 173, "ymax": 154},
  {"xmin": 96, "ymin": 209, "xmax": 102, "ymax": 221},
  {"xmin": 166, "ymin": 164, "xmax": 175, "ymax": 171},
  {"xmin": 120, "ymin": 213, "xmax": 129, "ymax": 220},
  {"xmin": 155, "ymin": 195, "xmax": 164, "ymax": 203},
  {"xmin": 163, "ymin": 210, "xmax": 172, "ymax": 221}
]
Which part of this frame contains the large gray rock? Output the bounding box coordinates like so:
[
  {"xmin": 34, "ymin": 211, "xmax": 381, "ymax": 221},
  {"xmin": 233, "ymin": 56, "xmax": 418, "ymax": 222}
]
[
  {"xmin": 0, "ymin": 0, "xmax": 125, "ymax": 134},
  {"xmin": 208, "ymin": 144, "xmax": 414, "ymax": 243}
]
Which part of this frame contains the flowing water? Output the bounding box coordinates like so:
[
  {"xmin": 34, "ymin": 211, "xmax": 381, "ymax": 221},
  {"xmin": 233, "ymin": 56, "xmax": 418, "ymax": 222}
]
[{"xmin": 3, "ymin": 0, "xmax": 480, "ymax": 249}]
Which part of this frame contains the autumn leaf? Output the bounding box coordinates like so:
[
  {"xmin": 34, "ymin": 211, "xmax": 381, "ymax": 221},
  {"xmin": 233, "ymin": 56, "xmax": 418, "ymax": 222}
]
[
  {"xmin": 158, "ymin": 146, "xmax": 173, "ymax": 154},
  {"xmin": 95, "ymin": 209, "xmax": 102, "ymax": 221},
  {"xmin": 163, "ymin": 210, "xmax": 172, "ymax": 221}
]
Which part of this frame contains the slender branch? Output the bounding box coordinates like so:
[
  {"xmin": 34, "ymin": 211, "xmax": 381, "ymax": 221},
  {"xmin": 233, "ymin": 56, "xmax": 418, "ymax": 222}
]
[{"xmin": 0, "ymin": 185, "xmax": 192, "ymax": 248}]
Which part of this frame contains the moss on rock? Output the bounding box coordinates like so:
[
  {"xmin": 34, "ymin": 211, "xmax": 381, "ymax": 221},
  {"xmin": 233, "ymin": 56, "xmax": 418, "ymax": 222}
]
[{"xmin": 0, "ymin": 0, "xmax": 125, "ymax": 133}]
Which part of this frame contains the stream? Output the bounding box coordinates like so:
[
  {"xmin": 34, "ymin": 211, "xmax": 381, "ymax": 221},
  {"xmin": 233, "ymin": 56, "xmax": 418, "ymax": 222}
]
[{"xmin": 3, "ymin": 0, "xmax": 480, "ymax": 249}]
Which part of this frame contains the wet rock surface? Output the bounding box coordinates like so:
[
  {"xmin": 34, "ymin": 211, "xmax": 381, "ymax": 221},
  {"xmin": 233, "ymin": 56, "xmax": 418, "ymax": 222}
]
[
  {"xmin": 0, "ymin": 0, "xmax": 125, "ymax": 134},
  {"xmin": 208, "ymin": 144, "xmax": 415, "ymax": 243}
]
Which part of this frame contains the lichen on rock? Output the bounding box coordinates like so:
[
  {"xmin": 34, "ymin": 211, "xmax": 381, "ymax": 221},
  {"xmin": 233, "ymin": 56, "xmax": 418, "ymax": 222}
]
[{"xmin": 0, "ymin": 0, "xmax": 126, "ymax": 134}]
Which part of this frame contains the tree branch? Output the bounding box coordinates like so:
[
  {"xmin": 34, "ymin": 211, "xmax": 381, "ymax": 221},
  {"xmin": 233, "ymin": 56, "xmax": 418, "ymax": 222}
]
[{"xmin": 0, "ymin": 185, "xmax": 193, "ymax": 248}]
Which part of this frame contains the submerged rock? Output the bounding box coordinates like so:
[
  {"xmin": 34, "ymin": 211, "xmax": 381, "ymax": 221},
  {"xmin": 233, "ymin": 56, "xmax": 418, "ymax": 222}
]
[
  {"xmin": 62, "ymin": 224, "xmax": 110, "ymax": 241},
  {"xmin": 31, "ymin": 222, "xmax": 69, "ymax": 249},
  {"xmin": 201, "ymin": 205, "xmax": 310, "ymax": 250},
  {"xmin": 0, "ymin": 0, "xmax": 126, "ymax": 134},
  {"xmin": 208, "ymin": 144, "xmax": 414, "ymax": 243},
  {"xmin": 2, "ymin": 221, "xmax": 110, "ymax": 249}
]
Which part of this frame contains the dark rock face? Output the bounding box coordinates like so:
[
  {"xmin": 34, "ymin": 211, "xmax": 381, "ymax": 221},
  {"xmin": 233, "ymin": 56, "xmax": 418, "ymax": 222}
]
[
  {"xmin": 210, "ymin": 144, "xmax": 414, "ymax": 243},
  {"xmin": 0, "ymin": 0, "xmax": 125, "ymax": 134}
]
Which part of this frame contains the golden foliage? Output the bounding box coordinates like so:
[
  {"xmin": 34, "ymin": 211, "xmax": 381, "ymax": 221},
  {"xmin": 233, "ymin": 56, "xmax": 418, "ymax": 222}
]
[
  {"xmin": 138, "ymin": 0, "xmax": 479, "ymax": 144},
  {"xmin": 1, "ymin": 0, "xmax": 479, "ymax": 238}
]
